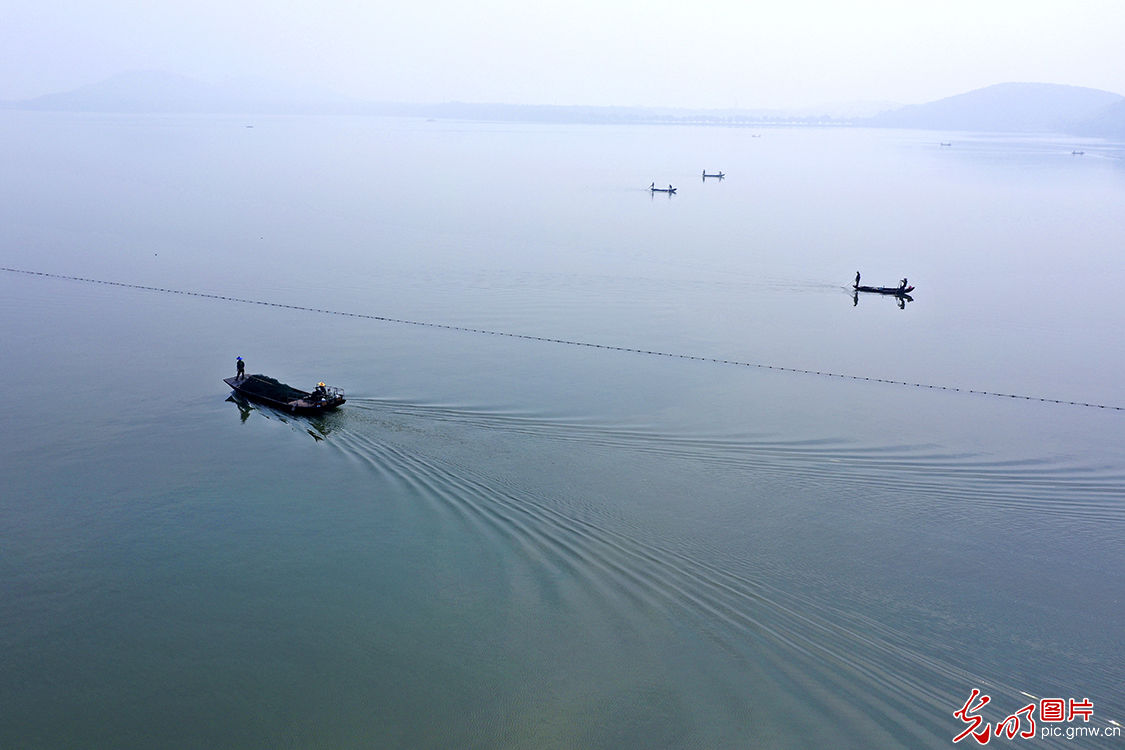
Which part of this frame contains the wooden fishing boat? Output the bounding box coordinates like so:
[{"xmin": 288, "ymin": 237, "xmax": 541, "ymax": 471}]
[
  {"xmin": 702, "ymin": 171, "xmax": 725, "ymax": 178},
  {"xmin": 650, "ymin": 185, "xmax": 677, "ymax": 193},
  {"xmin": 223, "ymin": 374, "xmax": 345, "ymax": 413},
  {"xmin": 855, "ymin": 284, "xmax": 915, "ymax": 296}
]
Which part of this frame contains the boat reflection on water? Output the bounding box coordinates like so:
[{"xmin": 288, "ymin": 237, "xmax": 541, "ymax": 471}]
[
  {"xmin": 225, "ymin": 393, "xmax": 337, "ymax": 440},
  {"xmin": 227, "ymin": 393, "xmax": 254, "ymax": 423},
  {"xmin": 852, "ymin": 289, "xmax": 913, "ymax": 309}
]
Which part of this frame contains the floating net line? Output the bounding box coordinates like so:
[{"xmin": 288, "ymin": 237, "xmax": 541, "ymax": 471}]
[{"xmin": 5, "ymin": 266, "xmax": 1122, "ymax": 412}]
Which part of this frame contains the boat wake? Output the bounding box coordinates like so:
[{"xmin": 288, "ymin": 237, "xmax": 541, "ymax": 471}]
[
  {"xmin": 308, "ymin": 397, "xmax": 1123, "ymax": 745},
  {"xmin": 340, "ymin": 398, "xmax": 1125, "ymax": 530}
]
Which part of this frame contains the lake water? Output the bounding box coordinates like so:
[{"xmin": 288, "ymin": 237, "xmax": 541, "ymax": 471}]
[{"xmin": 1, "ymin": 112, "xmax": 1123, "ymax": 749}]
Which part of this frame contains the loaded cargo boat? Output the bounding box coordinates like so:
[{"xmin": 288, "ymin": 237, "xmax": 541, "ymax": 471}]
[{"xmin": 223, "ymin": 374, "xmax": 345, "ymax": 413}]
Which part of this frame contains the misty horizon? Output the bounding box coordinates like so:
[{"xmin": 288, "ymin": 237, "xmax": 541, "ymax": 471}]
[
  {"xmin": 6, "ymin": 70, "xmax": 1125, "ymax": 138},
  {"xmin": 3, "ymin": 68, "xmax": 911, "ymax": 117},
  {"xmin": 6, "ymin": 67, "xmax": 1125, "ymax": 115},
  {"xmin": 4, "ymin": 0, "xmax": 1125, "ymax": 111}
]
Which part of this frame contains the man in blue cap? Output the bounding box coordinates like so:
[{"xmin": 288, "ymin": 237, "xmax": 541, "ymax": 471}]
[{"xmin": 236, "ymin": 356, "xmax": 245, "ymax": 380}]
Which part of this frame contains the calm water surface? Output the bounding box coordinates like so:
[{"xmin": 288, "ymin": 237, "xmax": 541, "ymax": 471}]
[{"xmin": 1, "ymin": 113, "xmax": 1123, "ymax": 748}]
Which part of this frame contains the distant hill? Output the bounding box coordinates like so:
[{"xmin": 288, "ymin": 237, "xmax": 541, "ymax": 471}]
[
  {"xmin": 1072, "ymin": 97, "xmax": 1125, "ymax": 138},
  {"xmin": 869, "ymin": 82, "xmax": 1124, "ymax": 134},
  {"xmin": 0, "ymin": 70, "xmax": 349, "ymax": 114}
]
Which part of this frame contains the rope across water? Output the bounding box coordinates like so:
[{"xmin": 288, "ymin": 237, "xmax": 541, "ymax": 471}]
[{"xmin": 5, "ymin": 266, "xmax": 1122, "ymax": 411}]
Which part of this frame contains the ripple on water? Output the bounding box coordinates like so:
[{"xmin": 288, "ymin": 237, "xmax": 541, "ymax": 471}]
[{"xmin": 320, "ymin": 397, "xmax": 1124, "ymax": 746}]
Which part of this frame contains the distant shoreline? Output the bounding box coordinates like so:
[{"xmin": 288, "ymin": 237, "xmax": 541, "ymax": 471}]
[
  {"xmin": 2, "ymin": 78, "xmax": 1123, "ymax": 137},
  {"xmin": 0, "ymin": 99, "xmax": 867, "ymax": 127}
]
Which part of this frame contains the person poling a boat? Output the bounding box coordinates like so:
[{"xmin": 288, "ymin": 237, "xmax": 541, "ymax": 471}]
[{"xmin": 852, "ymin": 274, "xmax": 915, "ymax": 296}]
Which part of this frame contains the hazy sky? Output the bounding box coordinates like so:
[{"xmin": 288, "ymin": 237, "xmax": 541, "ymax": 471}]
[{"xmin": 3, "ymin": 0, "xmax": 1123, "ymax": 108}]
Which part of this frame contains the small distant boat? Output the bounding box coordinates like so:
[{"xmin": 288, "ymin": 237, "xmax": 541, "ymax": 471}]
[
  {"xmin": 650, "ymin": 183, "xmax": 676, "ymax": 193},
  {"xmin": 1072, "ymin": 150, "xmax": 1085, "ymax": 155},
  {"xmin": 224, "ymin": 374, "xmax": 345, "ymax": 413},
  {"xmin": 940, "ymin": 142, "xmax": 952, "ymax": 147},
  {"xmin": 702, "ymin": 170, "xmax": 725, "ymax": 179},
  {"xmin": 855, "ymin": 284, "xmax": 914, "ymax": 296}
]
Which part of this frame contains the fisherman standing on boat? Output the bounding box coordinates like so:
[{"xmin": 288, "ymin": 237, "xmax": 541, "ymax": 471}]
[
  {"xmin": 900, "ymin": 277, "xmax": 908, "ymax": 291},
  {"xmin": 855, "ymin": 271, "xmax": 861, "ymax": 288},
  {"xmin": 236, "ymin": 356, "xmax": 245, "ymax": 380},
  {"xmin": 313, "ymin": 382, "xmax": 327, "ymax": 402}
]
